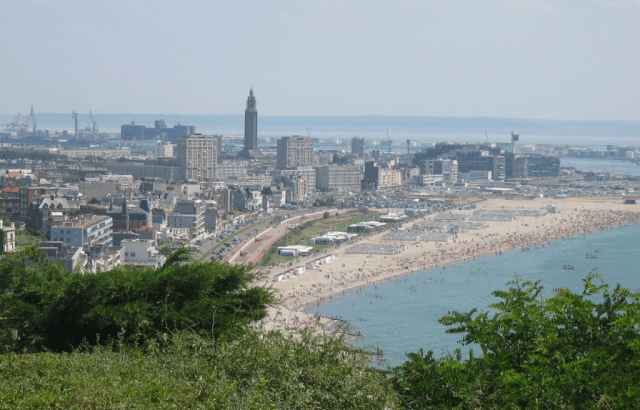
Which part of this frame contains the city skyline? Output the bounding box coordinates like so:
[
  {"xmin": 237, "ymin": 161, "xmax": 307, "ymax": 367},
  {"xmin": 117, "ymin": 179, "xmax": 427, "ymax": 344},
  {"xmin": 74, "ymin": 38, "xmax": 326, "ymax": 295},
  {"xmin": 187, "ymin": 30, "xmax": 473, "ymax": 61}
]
[{"xmin": 1, "ymin": 1, "xmax": 639, "ymax": 121}]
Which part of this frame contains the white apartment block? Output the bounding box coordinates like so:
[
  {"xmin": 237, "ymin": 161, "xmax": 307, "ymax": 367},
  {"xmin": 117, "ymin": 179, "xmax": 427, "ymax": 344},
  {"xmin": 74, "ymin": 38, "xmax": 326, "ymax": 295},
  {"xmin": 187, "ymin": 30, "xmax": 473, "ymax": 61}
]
[
  {"xmin": 277, "ymin": 136, "xmax": 314, "ymax": 169},
  {"xmin": 177, "ymin": 134, "xmax": 217, "ymax": 181},
  {"xmin": 316, "ymin": 166, "xmax": 362, "ymax": 192}
]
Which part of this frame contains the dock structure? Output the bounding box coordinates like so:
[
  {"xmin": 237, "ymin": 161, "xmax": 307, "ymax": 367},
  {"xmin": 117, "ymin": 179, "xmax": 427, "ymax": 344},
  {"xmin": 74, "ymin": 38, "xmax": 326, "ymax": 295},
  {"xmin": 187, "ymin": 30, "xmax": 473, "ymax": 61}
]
[{"xmin": 345, "ymin": 243, "xmax": 406, "ymax": 255}]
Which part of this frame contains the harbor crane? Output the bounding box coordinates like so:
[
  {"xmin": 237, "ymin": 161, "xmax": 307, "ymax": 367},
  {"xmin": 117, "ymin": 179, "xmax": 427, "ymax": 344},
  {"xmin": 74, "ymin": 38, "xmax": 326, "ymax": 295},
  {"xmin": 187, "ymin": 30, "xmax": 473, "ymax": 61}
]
[
  {"xmin": 72, "ymin": 111, "xmax": 79, "ymax": 138},
  {"xmin": 23, "ymin": 107, "xmax": 35, "ymax": 129},
  {"xmin": 386, "ymin": 129, "xmax": 392, "ymax": 154}
]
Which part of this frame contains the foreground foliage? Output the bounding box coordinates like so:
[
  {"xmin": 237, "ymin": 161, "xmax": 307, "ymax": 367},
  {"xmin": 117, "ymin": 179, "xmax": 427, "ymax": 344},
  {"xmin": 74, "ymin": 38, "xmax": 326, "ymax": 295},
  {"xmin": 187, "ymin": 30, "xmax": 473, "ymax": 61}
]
[
  {"xmin": 0, "ymin": 329, "xmax": 398, "ymax": 409},
  {"xmin": 392, "ymin": 272, "xmax": 640, "ymax": 409},
  {"xmin": 0, "ymin": 247, "xmax": 277, "ymax": 352}
]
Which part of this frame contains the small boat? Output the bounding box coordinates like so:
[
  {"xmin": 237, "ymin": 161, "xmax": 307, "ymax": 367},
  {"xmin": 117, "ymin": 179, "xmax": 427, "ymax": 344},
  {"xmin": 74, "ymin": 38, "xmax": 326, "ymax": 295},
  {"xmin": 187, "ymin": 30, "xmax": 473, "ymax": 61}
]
[
  {"xmin": 595, "ymin": 250, "xmax": 601, "ymax": 253},
  {"xmin": 563, "ymin": 265, "xmax": 575, "ymax": 270},
  {"xmin": 586, "ymin": 254, "xmax": 598, "ymax": 258}
]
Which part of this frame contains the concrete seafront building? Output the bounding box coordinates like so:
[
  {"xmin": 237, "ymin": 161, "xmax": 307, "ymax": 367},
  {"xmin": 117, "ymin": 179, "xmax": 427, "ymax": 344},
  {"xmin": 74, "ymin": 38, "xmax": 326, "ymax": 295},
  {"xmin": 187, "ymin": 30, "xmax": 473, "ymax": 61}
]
[
  {"xmin": 177, "ymin": 134, "xmax": 217, "ymax": 181},
  {"xmin": 155, "ymin": 142, "xmax": 175, "ymax": 158},
  {"xmin": 275, "ymin": 166, "xmax": 316, "ymax": 195},
  {"xmin": 237, "ymin": 88, "xmax": 264, "ymax": 159},
  {"xmin": 103, "ymin": 163, "xmax": 182, "ymax": 180},
  {"xmin": 417, "ymin": 159, "xmax": 459, "ymax": 182},
  {"xmin": 277, "ymin": 136, "xmax": 314, "ymax": 169},
  {"xmin": 121, "ymin": 120, "xmax": 195, "ymax": 143},
  {"xmin": 361, "ymin": 161, "xmax": 402, "ymax": 190},
  {"xmin": 316, "ymin": 165, "xmax": 362, "ymax": 192},
  {"xmin": 351, "ymin": 137, "xmax": 366, "ymax": 157}
]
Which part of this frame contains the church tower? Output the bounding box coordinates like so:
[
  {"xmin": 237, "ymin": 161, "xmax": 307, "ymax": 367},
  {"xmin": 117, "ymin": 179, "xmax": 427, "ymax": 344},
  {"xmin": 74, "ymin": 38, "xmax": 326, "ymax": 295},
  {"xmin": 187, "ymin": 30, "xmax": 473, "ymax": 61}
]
[{"xmin": 238, "ymin": 88, "xmax": 264, "ymax": 158}]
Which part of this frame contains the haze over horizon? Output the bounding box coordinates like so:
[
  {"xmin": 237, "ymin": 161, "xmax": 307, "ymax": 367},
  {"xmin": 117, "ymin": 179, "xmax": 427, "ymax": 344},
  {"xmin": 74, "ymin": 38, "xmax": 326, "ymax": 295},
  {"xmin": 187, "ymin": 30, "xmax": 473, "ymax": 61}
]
[{"xmin": 2, "ymin": 1, "xmax": 639, "ymax": 121}]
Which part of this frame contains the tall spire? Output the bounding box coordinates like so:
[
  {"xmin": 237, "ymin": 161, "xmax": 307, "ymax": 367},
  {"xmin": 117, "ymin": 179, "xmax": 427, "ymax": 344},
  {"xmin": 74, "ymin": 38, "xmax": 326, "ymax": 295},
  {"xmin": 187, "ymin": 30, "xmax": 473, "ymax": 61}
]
[
  {"xmin": 246, "ymin": 87, "xmax": 257, "ymax": 111},
  {"xmin": 238, "ymin": 87, "xmax": 263, "ymax": 159}
]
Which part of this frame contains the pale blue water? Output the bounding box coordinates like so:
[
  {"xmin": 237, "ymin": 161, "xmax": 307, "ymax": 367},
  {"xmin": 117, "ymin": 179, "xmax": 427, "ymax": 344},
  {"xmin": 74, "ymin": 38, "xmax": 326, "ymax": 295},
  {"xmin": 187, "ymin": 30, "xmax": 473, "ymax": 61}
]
[
  {"xmin": 561, "ymin": 157, "xmax": 640, "ymax": 176},
  {"xmin": 307, "ymin": 223, "xmax": 640, "ymax": 367}
]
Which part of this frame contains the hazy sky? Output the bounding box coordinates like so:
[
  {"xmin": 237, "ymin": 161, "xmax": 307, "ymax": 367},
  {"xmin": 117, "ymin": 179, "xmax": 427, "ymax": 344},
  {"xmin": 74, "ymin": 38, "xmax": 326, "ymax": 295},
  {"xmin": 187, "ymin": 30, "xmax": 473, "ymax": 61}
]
[{"xmin": 1, "ymin": 0, "xmax": 639, "ymax": 120}]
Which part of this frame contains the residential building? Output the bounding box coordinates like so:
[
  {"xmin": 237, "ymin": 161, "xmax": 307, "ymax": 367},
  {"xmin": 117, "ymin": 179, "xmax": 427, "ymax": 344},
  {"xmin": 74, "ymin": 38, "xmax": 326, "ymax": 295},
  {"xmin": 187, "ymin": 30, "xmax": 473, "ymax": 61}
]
[
  {"xmin": 233, "ymin": 186, "xmax": 263, "ymax": 211},
  {"xmin": 121, "ymin": 239, "xmax": 165, "ymax": 268},
  {"xmin": 351, "ymin": 137, "xmax": 366, "ymax": 157},
  {"xmin": 121, "ymin": 120, "xmax": 195, "ymax": 143},
  {"xmin": 361, "ymin": 161, "xmax": 402, "ymax": 190},
  {"xmin": 461, "ymin": 171, "xmax": 492, "ymax": 182},
  {"xmin": 19, "ymin": 187, "xmax": 59, "ymax": 220},
  {"xmin": 0, "ymin": 220, "xmax": 16, "ymax": 253},
  {"xmin": 0, "ymin": 197, "xmax": 19, "ymax": 215},
  {"xmin": 37, "ymin": 241, "xmax": 85, "ymax": 273},
  {"xmin": 50, "ymin": 215, "xmax": 113, "ymax": 249},
  {"xmin": 167, "ymin": 200, "xmax": 205, "ymax": 240},
  {"xmin": 103, "ymin": 163, "xmax": 182, "ymax": 180},
  {"xmin": 176, "ymin": 134, "xmax": 217, "ymax": 181},
  {"xmin": 526, "ymin": 156, "xmax": 560, "ymax": 177},
  {"xmin": 417, "ymin": 159, "xmax": 458, "ymax": 182},
  {"xmin": 85, "ymin": 246, "xmax": 124, "ymax": 273},
  {"xmin": 275, "ymin": 167, "xmax": 316, "ymax": 195},
  {"xmin": 316, "ymin": 165, "xmax": 362, "ymax": 192},
  {"xmin": 155, "ymin": 142, "xmax": 175, "ymax": 158},
  {"xmin": 211, "ymin": 188, "xmax": 235, "ymax": 213},
  {"xmin": 505, "ymin": 154, "xmax": 529, "ymax": 178},
  {"xmin": 277, "ymin": 136, "xmax": 314, "ymax": 169},
  {"xmin": 415, "ymin": 174, "xmax": 444, "ymax": 186},
  {"xmin": 216, "ymin": 164, "xmax": 247, "ymax": 180}
]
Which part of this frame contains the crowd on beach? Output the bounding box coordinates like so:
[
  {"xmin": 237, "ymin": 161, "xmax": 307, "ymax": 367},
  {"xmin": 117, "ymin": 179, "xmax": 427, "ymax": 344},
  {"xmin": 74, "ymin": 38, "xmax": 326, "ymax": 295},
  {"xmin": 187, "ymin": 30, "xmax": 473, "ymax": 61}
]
[{"xmin": 263, "ymin": 204, "xmax": 640, "ymax": 332}]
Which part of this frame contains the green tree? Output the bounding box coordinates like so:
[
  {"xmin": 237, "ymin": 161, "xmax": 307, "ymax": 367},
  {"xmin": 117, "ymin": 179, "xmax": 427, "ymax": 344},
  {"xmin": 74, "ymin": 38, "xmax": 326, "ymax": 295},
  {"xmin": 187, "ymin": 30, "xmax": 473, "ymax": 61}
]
[
  {"xmin": 0, "ymin": 247, "xmax": 278, "ymax": 352},
  {"xmin": 392, "ymin": 272, "xmax": 640, "ymax": 409}
]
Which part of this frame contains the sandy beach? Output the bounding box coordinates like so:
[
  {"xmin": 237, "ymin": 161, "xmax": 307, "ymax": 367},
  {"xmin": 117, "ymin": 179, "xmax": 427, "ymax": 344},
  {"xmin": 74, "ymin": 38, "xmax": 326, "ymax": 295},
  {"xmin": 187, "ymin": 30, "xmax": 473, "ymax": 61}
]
[{"xmin": 260, "ymin": 197, "xmax": 640, "ymax": 332}]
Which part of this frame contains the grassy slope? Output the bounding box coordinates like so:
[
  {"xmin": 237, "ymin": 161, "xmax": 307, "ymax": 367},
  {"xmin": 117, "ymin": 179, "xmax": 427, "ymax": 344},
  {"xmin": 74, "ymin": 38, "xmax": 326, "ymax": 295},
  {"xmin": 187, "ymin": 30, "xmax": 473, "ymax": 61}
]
[{"xmin": 0, "ymin": 330, "xmax": 397, "ymax": 409}]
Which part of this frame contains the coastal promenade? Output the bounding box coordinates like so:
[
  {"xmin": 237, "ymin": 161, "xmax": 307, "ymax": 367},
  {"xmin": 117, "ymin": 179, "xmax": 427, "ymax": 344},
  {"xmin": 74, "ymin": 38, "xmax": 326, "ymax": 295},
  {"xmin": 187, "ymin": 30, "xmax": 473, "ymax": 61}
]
[{"xmin": 260, "ymin": 197, "xmax": 640, "ymax": 332}]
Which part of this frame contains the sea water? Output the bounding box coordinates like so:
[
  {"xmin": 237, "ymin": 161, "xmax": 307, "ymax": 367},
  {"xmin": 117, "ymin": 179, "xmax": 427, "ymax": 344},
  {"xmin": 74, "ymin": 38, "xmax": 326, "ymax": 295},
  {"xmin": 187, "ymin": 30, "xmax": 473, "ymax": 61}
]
[
  {"xmin": 307, "ymin": 223, "xmax": 640, "ymax": 367},
  {"xmin": 560, "ymin": 157, "xmax": 640, "ymax": 176}
]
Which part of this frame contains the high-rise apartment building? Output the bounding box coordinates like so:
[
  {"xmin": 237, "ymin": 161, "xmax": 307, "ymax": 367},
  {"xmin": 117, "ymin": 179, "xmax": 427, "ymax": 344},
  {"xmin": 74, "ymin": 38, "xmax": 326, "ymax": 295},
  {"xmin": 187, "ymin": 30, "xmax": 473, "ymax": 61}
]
[
  {"xmin": 316, "ymin": 165, "xmax": 362, "ymax": 192},
  {"xmin": 418, "ymin": 159, "xmax": 458, "ymax": 182},
  {"xmin": 276, "ymin": 135, "xmax": 314, "ymax": 169},
  {"xmin": 351, "ymin": 137, "xmax": 366, "ymax": 157},
  {"xmin": 238, "ymin": 88, "xmax": 264, "ymax": 158},
  {"xmin": 177, "ymin": 134, "xmax": 217, "ymax": 181}
]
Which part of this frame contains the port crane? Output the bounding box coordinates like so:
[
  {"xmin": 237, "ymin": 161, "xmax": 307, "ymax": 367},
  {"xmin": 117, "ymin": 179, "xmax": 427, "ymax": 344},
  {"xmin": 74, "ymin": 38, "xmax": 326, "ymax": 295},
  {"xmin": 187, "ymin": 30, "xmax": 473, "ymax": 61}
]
[
  {"xmin": 72, "ymin": 111, "xmax": 79, "ymax": 138},
  {"xmin": 22, "ymin": 107, "xmax": 35, "ymax": 129},
  {"xmin": 386, "ymin": 129, "xmax": 392, "ymax": 154}
]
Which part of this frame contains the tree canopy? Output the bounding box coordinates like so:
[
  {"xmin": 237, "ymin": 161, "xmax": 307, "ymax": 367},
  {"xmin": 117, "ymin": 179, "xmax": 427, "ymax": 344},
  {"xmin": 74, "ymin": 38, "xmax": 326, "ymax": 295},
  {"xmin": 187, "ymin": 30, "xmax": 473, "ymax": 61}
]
[
  {"xmin": 392, "ymin": 272, "xmax": 640, "ymax": 409},
  {"xmin": 0, "ymin": 247, "xmax": 277, "ymax": 352}
]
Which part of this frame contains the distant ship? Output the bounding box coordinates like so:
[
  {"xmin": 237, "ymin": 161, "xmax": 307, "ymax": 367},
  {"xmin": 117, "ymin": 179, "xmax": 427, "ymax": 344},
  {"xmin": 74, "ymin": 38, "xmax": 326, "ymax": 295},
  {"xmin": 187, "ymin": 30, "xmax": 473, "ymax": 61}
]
[
  {"xmin": 586, "ymin": 254, "xmax": 598, "ymax": 259},
  {"xmin": 563, "ymin": 265, "xmax": 575, "ymax": 270}
]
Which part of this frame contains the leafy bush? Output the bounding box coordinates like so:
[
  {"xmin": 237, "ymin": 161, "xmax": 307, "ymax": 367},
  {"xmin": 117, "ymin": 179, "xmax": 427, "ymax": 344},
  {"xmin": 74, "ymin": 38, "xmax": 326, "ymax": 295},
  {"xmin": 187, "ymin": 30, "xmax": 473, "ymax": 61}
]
[
  {"xmin": 0, "ymin": 247, "xmax": 277, "ymax": 352},
  {"xmin": 392, "ymin": 272, "xmax": 640, "ymax": 409},
  {"xmin": 0, "ymin": 329, "xmax": 398, "ymax": 409}
]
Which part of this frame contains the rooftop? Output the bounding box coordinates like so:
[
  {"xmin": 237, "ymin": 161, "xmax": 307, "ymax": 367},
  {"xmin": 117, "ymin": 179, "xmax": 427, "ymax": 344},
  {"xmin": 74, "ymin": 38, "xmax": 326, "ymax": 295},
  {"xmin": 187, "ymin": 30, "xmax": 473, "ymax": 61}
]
[{"xmin": 70, "ymin": 215, "xmax": 110, "ymax": 228}]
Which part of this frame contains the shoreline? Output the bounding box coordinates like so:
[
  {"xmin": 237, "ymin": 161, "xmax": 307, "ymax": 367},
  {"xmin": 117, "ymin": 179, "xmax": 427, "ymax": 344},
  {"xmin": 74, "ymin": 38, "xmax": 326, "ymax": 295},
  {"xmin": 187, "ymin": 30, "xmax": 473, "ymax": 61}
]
[
  {"xmin": 261, "ymin": 198, "xmax": 640, "ymax": 332},
  {"xmin": 298, "ymin": 219, "xmax": 640, "ymax": 314}
]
